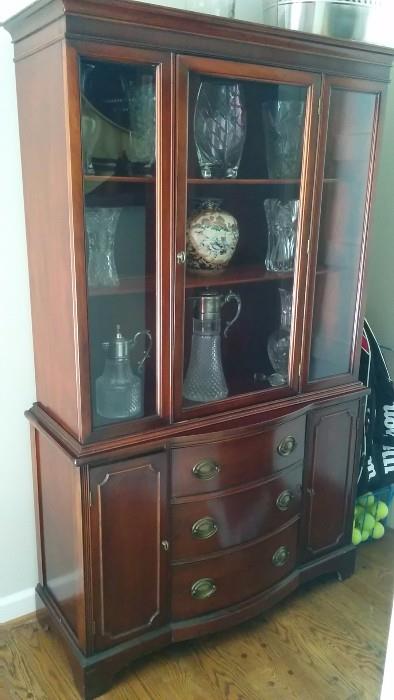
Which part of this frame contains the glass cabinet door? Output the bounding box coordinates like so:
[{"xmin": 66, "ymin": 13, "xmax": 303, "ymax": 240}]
[
  {"xmin": 307, "ymin": 80, "xmax": 381, "ymax": 386},
  {"xmin": 174, "ymin": 56, "xmax": 319, "ymax": 416},
  {"xmin": 78, "ymin": 50, "xmax": 170, "ymax": 432}
]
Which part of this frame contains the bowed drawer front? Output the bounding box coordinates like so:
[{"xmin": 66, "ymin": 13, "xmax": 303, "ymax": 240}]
[
  {"xmin": 171, "ymin": 415, "xmax": 306, "ymax": 498},
  {"xmin": 171, "ymin": 462, "xmax": 303, "ymax": 560},
  {"xmin": 171, "ymin": 520, "xmax": 298, "ymax": 620}
]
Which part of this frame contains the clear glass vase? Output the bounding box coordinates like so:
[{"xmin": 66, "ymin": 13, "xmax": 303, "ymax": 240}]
[
  {"xmin": 186, "ymin": 1, "xmax": 236, "ymax": 17},
  {"xmin": 262, "ymin": 99, "xmax": 305, "ymax": 179},
  {"xmin": 267, "ymin": 288, "xmax": 293, "ymax": 384},
  {"xmin": 194, "ymin": 80, "xmax": 246, "ymax": 178},
  {"xmin": 86, "ymin": 207, "xmax": 121, "ymax": 287},
  {"xmin": 120, "ymin": 72, "xmax": 156, "ymax": 174},
  {"xmin": 264, "ymin": 198, "xmax": 299, "ymax": 272}
]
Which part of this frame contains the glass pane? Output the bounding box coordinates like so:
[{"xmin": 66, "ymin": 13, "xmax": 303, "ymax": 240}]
[
  {"xmin": 309, "ymin": 88, "xmax": 377, "ymax": 381},
  {"xmin": 80, "ymin": 58, "xmax": 157, "ymax": 428},
  {"xmin": 182, "ymin": 75, "xmax": 308, "ymax": 407}
]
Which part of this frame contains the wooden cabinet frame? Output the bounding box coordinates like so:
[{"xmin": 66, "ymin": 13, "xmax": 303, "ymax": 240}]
[{"xmin": 5, "ymin": 2, "xmax": 393, "ymax": 698}]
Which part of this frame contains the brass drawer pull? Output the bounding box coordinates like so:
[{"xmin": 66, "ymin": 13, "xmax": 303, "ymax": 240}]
[
  {"xmin": 191, "ymin": 516, "xmax": 218, "ymax": 540},
  {"xmin": 272, "ymin": 546, "xmax": 290, "ymax": 567},
  {"xmin": 191, "ymin": 578, "xmax": 217, "ymax": 600},
  {"xmin": 277, "ymin": 435, "xmax": 297, "ymax": 457},
  {"xmin": 192, "ymin": 459, "xmax": 221, "ymax": 481},
  {"xmin": 276, "ymin": 489, "xmax": 294, "ymax": 511}
]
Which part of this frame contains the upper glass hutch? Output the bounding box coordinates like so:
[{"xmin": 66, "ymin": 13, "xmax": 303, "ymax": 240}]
[{"xmin": 78, "ymin": 50, "xmax": 380, "ymax": 434}]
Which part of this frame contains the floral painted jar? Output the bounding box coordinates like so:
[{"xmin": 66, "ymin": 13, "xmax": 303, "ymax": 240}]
[{"xmin": 186, "ymin": 199, "xmax": 239, "ymax": 273}]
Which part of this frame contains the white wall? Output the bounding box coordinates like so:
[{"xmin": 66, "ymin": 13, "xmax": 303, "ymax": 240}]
[{"xmin": 0, "ymin": 0, "xmax": 37, "ymax": 623}]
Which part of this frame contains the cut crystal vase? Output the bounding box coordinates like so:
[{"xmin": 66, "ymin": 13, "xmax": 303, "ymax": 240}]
[
  {"xmin": 262, "ymin": 98, "xmax": 305, "ymax": 179},
  {"xmin": 194, "ymin": 80, "xmax": 246, "ymax": 178},
  {"xmin": 86, "ymin": 207, "xmax": 121, "ymax": 287},
  {"xmin": 264, "ymin": 198, "xmax": 299, "ymax": 272},
  {"xmin": 267, "ymin": 288, "xmax": 293, "ymax": 384}
]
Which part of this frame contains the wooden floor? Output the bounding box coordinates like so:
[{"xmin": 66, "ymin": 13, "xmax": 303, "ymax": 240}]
[{"xmin": 1, "ymin": 535, "xmax": 393, "ymax": 700}]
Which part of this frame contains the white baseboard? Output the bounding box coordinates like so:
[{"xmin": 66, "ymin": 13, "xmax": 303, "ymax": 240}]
[{"xmin": 0, "ymin": 587, "xmax": 37, "ymax": 624}]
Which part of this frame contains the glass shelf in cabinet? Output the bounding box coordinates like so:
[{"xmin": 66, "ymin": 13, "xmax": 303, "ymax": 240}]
[
  {"xmin": 84, "ymin": 174, "xmax": 155, "ymax": 184},
  {"xmin": 185, "ymin": 265, "xmax": 295, "ymax": 289},
  {"xmin": 187, "ymin": 178, "xmax": 301, "ymax": 186},
  {"xmin": 88, "ymin": 275, "xmax": 155, "ymax": 297}
]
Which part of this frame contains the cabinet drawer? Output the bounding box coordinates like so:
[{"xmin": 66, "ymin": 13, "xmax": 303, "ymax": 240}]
[
  {"xmin": 172, "ymin": 463, "xmax": 303, "ymax": 560},
  {"xmin": 171, "ymin": 415, "xmax": 305, "ymax": 497},
  {"xmin": 172, "ymin": 521, "xmax": 298, "ymax": 620}
]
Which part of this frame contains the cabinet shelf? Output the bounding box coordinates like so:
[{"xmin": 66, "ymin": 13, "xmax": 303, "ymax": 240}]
[
  {"xmin": 85, "ymin": 175, "xmax": 155, "ymax": 184},
  {"xmin": 88, "ymin": 275, "xmax": 154, "ymax": 296},
  {"xmin": 185, "ymin": 265, "xmax": 295, "ymax": 288},
  {"xmin": 188, "ymin": 178, "xmax": 300, "ymax": 186},
  {"xmin": 88, "ymin": 266, "xmax": 328, "ymax": 296}
]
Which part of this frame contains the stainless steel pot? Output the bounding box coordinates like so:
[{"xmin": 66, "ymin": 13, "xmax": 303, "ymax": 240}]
[{"xmin": 262, "ymin": 0, "xmax": 391, "ymax": 46}]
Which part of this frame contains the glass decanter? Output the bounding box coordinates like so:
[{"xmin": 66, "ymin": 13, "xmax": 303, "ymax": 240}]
[
  {"xmin": 262, "ymin": 98, "xmax": 305, "ymax": 179},
  {"xmin": 120, "ymin": 72, "xmax": 156, "ymax": 174},
  {"xmin": 186, "ymin": 0, "xmax": 235, "ymax": 17},
  {"xmin": 183, "ymin": 290, "xmax": 241, "ymax": 403},
  {"xmin": 194, "ymin": 80, "xmax": 246, "ymax": 178},
  {"xmin": 264, "ymin": 198, "xmax": 299, "ymax": 272},
  {"xmin": 267, "ymin": 288, "xmax": 292, "ymax": 386},
  {"xmin": 96, "ymin": 325, "xmax": 152, "ymax": 419},
  {"xmin": 85, "ymin": 207, "xmax": 121, "ymax": 287}
]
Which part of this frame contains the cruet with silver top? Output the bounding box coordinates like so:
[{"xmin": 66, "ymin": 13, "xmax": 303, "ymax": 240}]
[
  {"xmin": 183, "ymin": 290, "xmax": 241, "ymax": 403},
  {"xmin": 96, "ymin": 325, "xmax": 152, "ymax": 419}
]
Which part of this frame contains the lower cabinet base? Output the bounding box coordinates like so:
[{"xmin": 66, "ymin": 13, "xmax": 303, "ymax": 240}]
[{"xmin": 36, "ymin": 545, "xmax": 357, "ymax": 700}]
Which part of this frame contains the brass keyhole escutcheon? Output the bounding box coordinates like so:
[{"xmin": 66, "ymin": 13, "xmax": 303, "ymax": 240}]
[
  {"xmin": 276, "ymin": 489, "xmax": 294, "ymax": 511},
  {"xmin": 277, "ymin": 435, "xmax": 297, "ymax": 457},
  {"xmin": 191, "ymin": 578, "xmax": 217, "ymax": 599},
  {"xmin": 272, "ymin": 545, "xmax": 290, "ymax": 567},
  {"xmin": 191, "ymin": 516, "xmax": 218, "ymax": 540},
  {"xmin": 192, "ymin": 459, "xmax": 221, "ymax": 480}
]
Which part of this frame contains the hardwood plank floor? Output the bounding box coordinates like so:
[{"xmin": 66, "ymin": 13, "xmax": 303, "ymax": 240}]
[{"xmin": 1, "ymin": 534, "xmax": 393, "ymax": 700}]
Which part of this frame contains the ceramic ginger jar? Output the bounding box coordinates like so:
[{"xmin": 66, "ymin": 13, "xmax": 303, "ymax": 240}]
[{"xmin": 186, "ymin": 199, "xmax": 239, "ymax": 272}]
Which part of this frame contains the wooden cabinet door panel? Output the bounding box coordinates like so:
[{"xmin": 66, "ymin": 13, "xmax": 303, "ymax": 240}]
[
  {"xmin": 301, "ymin": 400, "xmax": 361, "ymax": 560},
  {"xmin": 89, "ymin": 453, "xmax": 169, "ymax": 650}
]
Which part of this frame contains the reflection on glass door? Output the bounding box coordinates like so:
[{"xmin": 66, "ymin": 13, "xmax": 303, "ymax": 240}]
[
  {"xmin": 308, "ymin": 86, "xmax": 378, "ymax": 382},
  {"xmin": 181, "ymin": 71, "xmax": 310, "ymax": 408},
  {"xmin": 80, "ymin": 57, "xmax": 157, "ymax": 429}
]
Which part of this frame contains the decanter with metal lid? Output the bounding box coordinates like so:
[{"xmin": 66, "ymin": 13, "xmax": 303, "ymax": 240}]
[
  {"xmin": 183, "ymin": 290, "xmax": 241, "ymax": 403},
  {"xmin": 96, "ymin": 324, "xmax": 152, "ymax": 419}
]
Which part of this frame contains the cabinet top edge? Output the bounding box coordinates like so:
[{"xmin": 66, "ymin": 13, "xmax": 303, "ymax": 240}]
[
  {"xmin": 26, "ymin": 385, "xmax": 368, "ymax": 465},
  {"xmin": 3, "ymin": 0, "xmax": 394, "ymax": 64}
]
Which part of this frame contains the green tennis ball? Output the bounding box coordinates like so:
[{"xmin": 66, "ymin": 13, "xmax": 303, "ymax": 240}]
[
  {"xmin": 358, "ymin": 492, "xmax": 375, "ymax": 508},
  {"xmin": 361, "ymin": 529, "xmax": 370, "ymax": 542},
  {"xmin": 354, "ymin": 504, "xmax": 364, "ymax": 519},
  {"xmin": 362, "ymin": 512, "xmax": 376, "ymax": 532},
  {"xmin": 372, "ymin": 522, "xmax": 385, "ymax": 540},
  {"xmin": 352, "ymin": 527, "xmax": 362, "ymax": 545},
  {"xmin": 370, "ymin": 501, "xmax": 389, "ymax": 521}
]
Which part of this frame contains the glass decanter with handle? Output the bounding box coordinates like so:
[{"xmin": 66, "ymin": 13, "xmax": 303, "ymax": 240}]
[
  {"xmin": 96, "ymin": 325, "xmax": 152, "ymax": 419},
  {"xmin": 183, "ymin": 290, "xmax": 241, "ymax": 403}
]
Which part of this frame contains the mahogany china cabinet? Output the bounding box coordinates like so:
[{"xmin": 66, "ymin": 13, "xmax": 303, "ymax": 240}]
[{"xmin": 5, "ymin": 0, "xmax": 394, "ymax": 697}]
